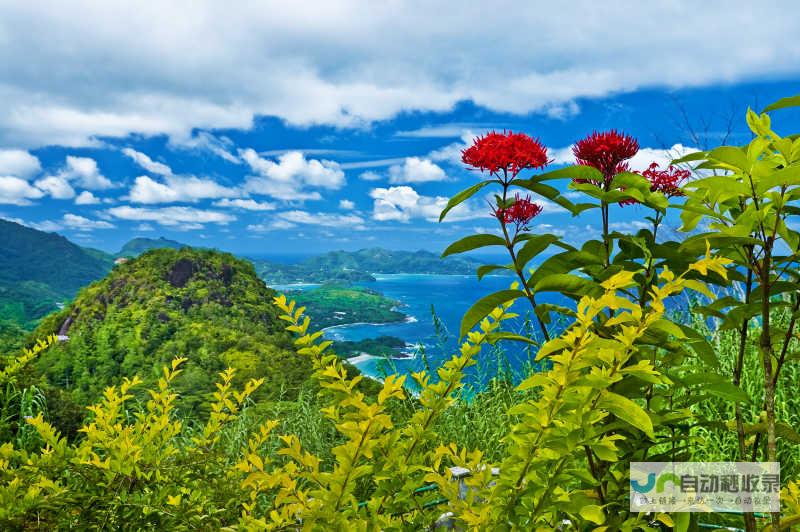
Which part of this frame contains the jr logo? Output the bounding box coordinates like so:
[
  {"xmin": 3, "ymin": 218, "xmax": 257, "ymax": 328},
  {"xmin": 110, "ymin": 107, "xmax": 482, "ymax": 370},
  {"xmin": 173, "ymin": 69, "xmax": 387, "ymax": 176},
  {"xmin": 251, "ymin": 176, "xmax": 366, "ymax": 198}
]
[{"xmin": 630, "ymin": 473, "xmax": 655, "ymax": 493}]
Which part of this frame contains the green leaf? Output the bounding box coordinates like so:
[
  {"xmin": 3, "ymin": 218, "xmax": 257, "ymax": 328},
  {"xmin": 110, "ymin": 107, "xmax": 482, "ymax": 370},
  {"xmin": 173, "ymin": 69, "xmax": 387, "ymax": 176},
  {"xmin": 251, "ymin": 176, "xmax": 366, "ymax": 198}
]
[
  {"xmin": 598, "ymin": 391, "xmax": 654, "ymax": 438},
  {"xmin": 531, "ymin": 273, "xmax": 600, "ymax": 298},
  {"xmin": 441, "ymin": 234, "xmax": 507, "ymax": 257},
  {"xmin": 459, "ymin": 289, "xmax": 525, "ymax": 338},
  {"xmin": 678, "ymin": 324, "xmax": 718, "ymax": 367},
  {"xmin": 708, "ymin": 146, "xmax": 750, "ymax": 172},
  {"xmin": 439, "ymin": 180, "xmax": 495, "ymax": 222},
  {"xmin": 763, "ymin": 94, "xmax": 800, "ymax": 113},
  {"xmin": 671, "ymin": 150, "xmax": 707, "ymax": 164},
  {"xmin": 704, "ymin": 382, "xmax": 751, "ymax": 403},
  {"xmin": 512, "ymin": 179, "xmax": 595, "ymax": 215},
  {"xmin": 516, "ymin": 234, "xmax": 559, "ymax": 268},
  {"xmin": 530, "ymin": 164, "xmax": 602, "ymax": 183},
  {"xmin": 476, "ymin": 263, "xmax": 510, "ymax": 280},
  {"xmin": 485, "ymin": 331, "xmax": 539, "ymax": 346},
  {"xmin": 579, "ymin": 505, "xmax": 605, "ymax": 525}
]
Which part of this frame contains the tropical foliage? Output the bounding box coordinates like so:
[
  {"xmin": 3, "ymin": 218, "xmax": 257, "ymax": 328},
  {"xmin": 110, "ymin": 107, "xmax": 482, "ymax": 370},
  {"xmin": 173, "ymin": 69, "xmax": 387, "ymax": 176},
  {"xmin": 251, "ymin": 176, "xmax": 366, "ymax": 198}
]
[{"xmin": 1, "ymin": 95, "xmax": 800, "ymax": 529}]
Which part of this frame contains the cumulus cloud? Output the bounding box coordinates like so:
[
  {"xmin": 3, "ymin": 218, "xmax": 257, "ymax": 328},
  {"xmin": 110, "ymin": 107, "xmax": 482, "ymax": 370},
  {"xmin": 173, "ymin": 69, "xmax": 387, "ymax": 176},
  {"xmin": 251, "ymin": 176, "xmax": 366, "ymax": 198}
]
[
  {"xmin": 122, "ymin": 147, "xmax": 172, "ymax": 175},
  {"xmin": 339, "ymin": 199, "xmax": 355, "ymax": 210},
  {"xmin": 34, "ymin": 175, "xmax": 75, "ymax": 199},
  {"xmin": 0, "ymin": 176, "xmax": 45, "ymax": 205},
  {"xmin": 247, "ymin": 220, "xmax": 297, "ymax": 232},
  {"xmin": 35, "ymin": 156, "xmax": 113, "ymax": 199},
  {"xmin": 212, "ymin": 198, "xmax": 276, "ymax": 210},
  {"xmin": 106, "ymin": 205, "xmax": 235, "ymax": 226},
  {"xmin": 2, "ymin": 3, "xmax": 797, "ymax": 148},
  {"xmin": 169, "ymin": 131, "xmax": 240, "ymax": 163},
  {"xmin": 388, "ymin": 157, "xmax": 447, "ymax": 183},
  {"xmin": 62, "ymin": 213, "xmax": 114, "ymax": 230},
  {"xmin": 240, "ymin": 149, "xmax": 344, "ymax": 201},
  {"xmin": 370, "ymin": 186, "xmax": 485, "ymax": 223},
  {"xmin": 75, "ymin": 190, "xmax": 101, "ymax": 204},
  {"xmin": 275, "ymin": 210, "xmax": 366, "ymax": 229},
  {"xmin": 128, "ymin": 174, "xmax": 239, "ymax": 204},
  {"xmin": 358, "ymin": 171, "xmax": 383, "ymax": 181},
  {"xmin": 0, "ymin": 149, "xmax": 41, "ymax": 177}
]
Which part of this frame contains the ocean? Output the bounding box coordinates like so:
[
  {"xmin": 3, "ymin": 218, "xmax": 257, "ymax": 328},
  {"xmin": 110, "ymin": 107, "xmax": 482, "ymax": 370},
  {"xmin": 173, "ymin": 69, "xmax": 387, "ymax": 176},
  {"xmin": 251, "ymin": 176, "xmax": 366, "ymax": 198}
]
[{"xmin": 273, "ymin": 273, "xmax": 564, "ymax": 388}]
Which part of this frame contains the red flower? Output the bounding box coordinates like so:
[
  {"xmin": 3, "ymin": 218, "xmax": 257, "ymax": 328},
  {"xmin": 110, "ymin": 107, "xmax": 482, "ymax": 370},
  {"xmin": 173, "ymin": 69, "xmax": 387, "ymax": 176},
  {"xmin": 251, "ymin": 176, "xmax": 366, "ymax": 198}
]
[
  {"xmin": 462, "ymin": 131, "xmax": 549, "ymax": 180},
  {"xmin": 573, "ymin": 130, "xmax": 639, "ymax": 186},
  {"xmin": 620, "ymin": 162, "xmax": 690, "ymax": 206},
  {"xmin": 494, "ymin": 194, "xmax": 543, "ymax": 229}
]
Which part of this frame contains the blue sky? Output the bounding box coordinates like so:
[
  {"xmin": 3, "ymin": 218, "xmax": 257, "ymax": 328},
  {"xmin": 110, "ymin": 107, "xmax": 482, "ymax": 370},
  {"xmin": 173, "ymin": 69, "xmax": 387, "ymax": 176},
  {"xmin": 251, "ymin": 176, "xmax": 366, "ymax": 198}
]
[{"xmin": 0, "ymin": 3, "xmax": 798, "ymax": 256}]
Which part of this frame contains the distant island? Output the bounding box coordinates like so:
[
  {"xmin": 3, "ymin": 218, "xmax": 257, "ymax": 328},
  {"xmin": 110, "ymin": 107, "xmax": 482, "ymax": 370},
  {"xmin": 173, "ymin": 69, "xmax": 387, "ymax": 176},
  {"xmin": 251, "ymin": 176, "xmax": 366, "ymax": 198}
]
[
  {"xmin": 288, "ymin": 284, "xmax": 407, "ymax": 329},
  {"xmin": 252, "ymin": 248, "xmax": 483, "ymax": 284},
  {"xmin": 116, "ymin": 236, "xmax": 187, "ymax": 257}
]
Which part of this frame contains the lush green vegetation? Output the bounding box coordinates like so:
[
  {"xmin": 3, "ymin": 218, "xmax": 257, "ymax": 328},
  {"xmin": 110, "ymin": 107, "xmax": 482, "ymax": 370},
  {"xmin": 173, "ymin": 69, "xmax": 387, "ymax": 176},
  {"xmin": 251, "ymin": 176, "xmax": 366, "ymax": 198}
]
[
  {"xmin": 333, "ymin": 335, "xmax": 407, "ymax": 359},
  {"xmin": 29, "ymin": 248, "xmax": 314, "ymax": 424},
  {"xmin": 1, "ymin": 96, "xmax": 800, "ymax": 529},
  {"xmin": 116, "ymin": 236, "xmax": 187, "ymax": 257},
  {"xmin": 288, "ymin": 284, "xmax": 406, "ymax": 329},
  {"xmin": 253, "ymin": 247, "xmax": 482, "ymax": 284},
  {"xmin": 0, "ymin": 219, "xmax": 113, "ymax": 325}
]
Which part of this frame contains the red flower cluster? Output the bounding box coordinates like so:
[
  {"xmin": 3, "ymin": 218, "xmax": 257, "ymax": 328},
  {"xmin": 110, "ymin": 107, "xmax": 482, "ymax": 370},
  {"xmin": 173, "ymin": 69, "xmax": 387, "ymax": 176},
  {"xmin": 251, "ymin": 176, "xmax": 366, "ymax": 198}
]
[
  {"xmin": 494, "ymin": 194, "xmax": 543, "ymax": 229},
  {"xmin": 643, "ymin": 162, "xmax": 689, "ymax": 198},
  {"xmin": 620, "ymin": 162, "xmax": 690, "ymax": 206},
  {"xmin": 462, "ymin": 131, "xmax": 548, "ymax": 179},
  {"xmin": 573, "ymin": 130, "xmax": 639, "ymax": 185}
]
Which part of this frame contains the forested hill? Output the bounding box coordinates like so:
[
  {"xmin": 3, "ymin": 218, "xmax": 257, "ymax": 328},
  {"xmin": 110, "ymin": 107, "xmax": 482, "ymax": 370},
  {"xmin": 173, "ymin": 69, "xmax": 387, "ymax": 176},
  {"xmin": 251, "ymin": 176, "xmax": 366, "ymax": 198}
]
[
  {"xmin": 0, "ymin": 219, "xmax": 113, "ymax": 325},
  {"xmin": 31, "ymin": 248, "xmax": 312, "ymax": 415},
  {"xmin": 117, "ymin": 236, "xmax": 187, "ymax": 257},
  {"xmin": 253, "ymin": 247, "xmax": 483, "ymax": 284}
]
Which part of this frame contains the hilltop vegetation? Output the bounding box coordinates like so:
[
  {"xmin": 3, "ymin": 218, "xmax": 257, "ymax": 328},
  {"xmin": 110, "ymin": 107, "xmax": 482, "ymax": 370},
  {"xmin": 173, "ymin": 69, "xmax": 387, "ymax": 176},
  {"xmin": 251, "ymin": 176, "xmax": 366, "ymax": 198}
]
[
  {"xmin": 253, "ymin": 247, "xmax": 483, "ymax": 284},
  {"xmin": 0, "ymin": 219, "xmax": 112, "ymax": 326},
  {"xmin": 31, "ymin": 248, "xmax": 312, "ymax": 415},
  {"xmin": 288, "ymin": 284, "xmax": 406, "ymax": 329}
]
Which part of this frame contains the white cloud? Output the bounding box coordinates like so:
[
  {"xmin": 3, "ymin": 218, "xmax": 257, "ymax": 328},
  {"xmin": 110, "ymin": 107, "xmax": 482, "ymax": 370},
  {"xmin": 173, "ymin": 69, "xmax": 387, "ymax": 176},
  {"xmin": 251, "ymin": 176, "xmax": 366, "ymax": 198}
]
[
  {"xmin": 339, "ymin": 199, "xmax": 355, "ymax": 210},
  {"xmin": 627, "ymin": 144, "xmax": 701, "ymax": 172},
  {"xmin": 135, "ymin": 223, "xmax": 155, "ymax": 231},
  {"xmin": 62, "ymin": 213, "xmax": 114, "ymax": 230},
  {"xmin": 3, "ymin": 216, "xmax": 63, "ymax": 232},
  {"xmin": 128, "ymin": 174, "xmax": 238, "ymax": 204},
  {"xmin": 428, "ymin": 131, "xmax": 478, "ymax": 167},
  {"xmin": 212, "ymin": 198, "xmax": 276, "ymax": 210},
  {"xmin": 388, "ymin": 157, "xmax": 447, "ymax": 184},
  {"xmin": 0, "ymin": 149, "xmax": 40, "ymax": 177},
  {"xmin": 0, "ymin": 176, "xmax": 45, "ymax": 205},
  {"xmin": 75, "ymin": 190, "xmax": 100, "ymax": 204},
  {"xmin": 247, "ymin": 220, "xmax": 297, "ymax": 232},
  {"xmin": 358, "ymin": 171, "xmax": 383, "ymax": 181},
  {"xmin": 240, "ymin": 149, "xmax": 344, "ymax": 201},
  {"xmin": 370, "ymin": 185, "xmax": 485, "ymax": 223},
  {"xmin": 107, "ymin": 205, "xmax": 235, "ymax": 226},
  {"xmin": 276, "ymin": 210, "xmax": 366, "ymax": 229},
  {"xmin": 34, "ymin": 156, "xmax": 112, "ymax": 199},
  {"xmin": 3, "ymin": 3, "xmax": 797, "ymax": 148},
  {"xmin": 63, "ymin": 156, "xmax": 113, "ymax": 189},
  {"xmin": 122, "ymin": 148, "xmax": 172, "ymax": 175},
  {"xmin": 34, "ymin": 175, "xmax": 75, "ymax": 199},
  {"xmin": 169, "ymin": 131, "xmax": 240, "ymax": 163}
]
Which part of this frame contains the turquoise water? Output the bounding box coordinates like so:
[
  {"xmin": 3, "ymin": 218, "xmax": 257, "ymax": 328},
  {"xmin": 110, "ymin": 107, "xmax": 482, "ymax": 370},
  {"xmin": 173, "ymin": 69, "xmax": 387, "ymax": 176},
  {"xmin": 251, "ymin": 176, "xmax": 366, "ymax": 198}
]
[{"xmin": 305, "ymin": 273, "xmax": 562, "ymax": 386}]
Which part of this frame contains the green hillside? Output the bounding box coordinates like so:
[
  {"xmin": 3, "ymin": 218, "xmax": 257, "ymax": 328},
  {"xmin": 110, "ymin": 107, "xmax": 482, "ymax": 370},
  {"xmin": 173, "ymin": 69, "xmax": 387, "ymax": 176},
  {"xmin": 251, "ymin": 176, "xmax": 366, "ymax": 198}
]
[
  {"xmin": 31, "ymin": 248, "xmax": 312, "ymax": 413},
  {"xmin": 0, "ymin": 219, "xmax": 113, "ymax": 326},
  {"xmin": 117, "ymin": 236, "xmax": 187, "ymax": 257}
]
